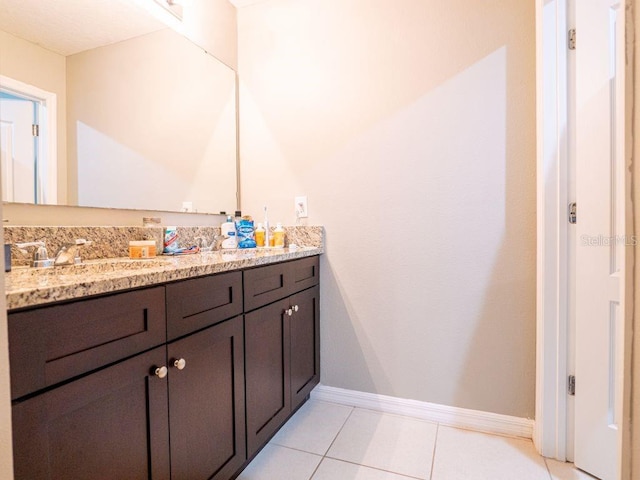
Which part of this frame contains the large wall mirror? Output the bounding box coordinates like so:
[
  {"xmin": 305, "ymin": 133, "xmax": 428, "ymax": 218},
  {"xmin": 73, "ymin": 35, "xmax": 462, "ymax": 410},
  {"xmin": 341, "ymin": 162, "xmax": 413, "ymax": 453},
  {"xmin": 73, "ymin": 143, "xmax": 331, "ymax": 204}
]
[{"xmin": 0, "ymin": 0, "xmax": 238, "ymax": 215}]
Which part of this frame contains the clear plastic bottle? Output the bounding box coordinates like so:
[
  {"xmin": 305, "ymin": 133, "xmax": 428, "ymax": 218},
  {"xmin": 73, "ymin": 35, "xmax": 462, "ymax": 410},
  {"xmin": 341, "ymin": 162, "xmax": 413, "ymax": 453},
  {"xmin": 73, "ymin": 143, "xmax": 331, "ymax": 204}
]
[{"xmin": 273, "ymin": 223, "xmax": 285, "ymax": 248}]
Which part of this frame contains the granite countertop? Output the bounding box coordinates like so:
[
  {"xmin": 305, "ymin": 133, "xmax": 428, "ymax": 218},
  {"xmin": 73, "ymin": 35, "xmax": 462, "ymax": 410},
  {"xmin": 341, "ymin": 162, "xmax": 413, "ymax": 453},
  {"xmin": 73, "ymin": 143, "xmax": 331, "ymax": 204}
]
[{"xmin": 6, "ymin": 246, "xmax": 323, "ymax": 311}]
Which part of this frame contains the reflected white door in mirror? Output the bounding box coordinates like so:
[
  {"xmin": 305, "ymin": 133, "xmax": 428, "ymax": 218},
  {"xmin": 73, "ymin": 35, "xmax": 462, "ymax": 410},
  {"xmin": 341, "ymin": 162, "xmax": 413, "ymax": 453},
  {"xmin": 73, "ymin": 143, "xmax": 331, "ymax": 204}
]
[{"xmin": 0, "ymin": 75, "xmax": 57, "ymax": 205}]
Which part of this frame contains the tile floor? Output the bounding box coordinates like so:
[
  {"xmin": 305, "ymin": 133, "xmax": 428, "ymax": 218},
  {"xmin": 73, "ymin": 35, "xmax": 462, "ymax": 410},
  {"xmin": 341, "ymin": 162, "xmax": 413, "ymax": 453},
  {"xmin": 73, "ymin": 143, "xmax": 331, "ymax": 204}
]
[{"xmin": 238, "ymin": 400, "xmax": 597, "ymax": 480}]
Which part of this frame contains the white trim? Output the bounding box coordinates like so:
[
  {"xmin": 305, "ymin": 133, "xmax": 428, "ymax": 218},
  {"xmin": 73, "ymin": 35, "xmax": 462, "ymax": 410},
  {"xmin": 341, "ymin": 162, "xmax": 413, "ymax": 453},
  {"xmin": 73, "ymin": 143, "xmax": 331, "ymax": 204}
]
[
  {"xmin": 534, "ymin": 0, "xmax": 570, "ymax": 460},
  {"xmin": 0, "ymin": 75, "xmax": 58, "ymax": 205},
  {"xmin": 311, "ymin": 385, "xmax": 534, "ymax": 439}
]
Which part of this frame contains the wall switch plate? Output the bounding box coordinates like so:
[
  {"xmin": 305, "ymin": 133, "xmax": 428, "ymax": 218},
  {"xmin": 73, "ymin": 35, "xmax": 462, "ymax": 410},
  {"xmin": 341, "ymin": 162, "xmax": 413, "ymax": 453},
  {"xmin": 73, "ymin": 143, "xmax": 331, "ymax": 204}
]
[{"xmin": 295, "ymin": 196, "xmax": 308, "ymax": 218}]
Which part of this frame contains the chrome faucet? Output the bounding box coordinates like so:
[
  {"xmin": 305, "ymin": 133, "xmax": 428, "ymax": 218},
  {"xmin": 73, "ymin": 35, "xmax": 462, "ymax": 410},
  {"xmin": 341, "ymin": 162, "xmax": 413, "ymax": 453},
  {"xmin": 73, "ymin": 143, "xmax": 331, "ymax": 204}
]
[
  {"xmin": 54, "ymin": 239, "xmax": 92, "ymax": 266},
  {"xmin": 15, "ymin": 241, "xmax": 54, "ymax": 268}
]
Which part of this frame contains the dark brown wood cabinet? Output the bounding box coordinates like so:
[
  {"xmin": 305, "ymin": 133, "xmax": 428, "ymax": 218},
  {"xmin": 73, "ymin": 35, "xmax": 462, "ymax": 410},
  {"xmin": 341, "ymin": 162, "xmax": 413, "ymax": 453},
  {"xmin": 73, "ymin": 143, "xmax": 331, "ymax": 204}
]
[
  {"xmin": 244, "ymin": 257, "xmax": 320, "ymax": 458},
  {"xmin": 245, "ymin": 298, "xmax": 292, "ymax": 456},
  {"xmin": 9, "ymin": 255, "xmax": 320, "ymax": 480},
  {"xmin": 290, "ymin": 285, "xmax": 320, "ymax": 410},
  {"xmin": 167, "ymin": 316, "xmax": 246, "ymax": 480},
  {"xmin": 12, "ymin": 346, "xmax": 171, "ymax": 480}
]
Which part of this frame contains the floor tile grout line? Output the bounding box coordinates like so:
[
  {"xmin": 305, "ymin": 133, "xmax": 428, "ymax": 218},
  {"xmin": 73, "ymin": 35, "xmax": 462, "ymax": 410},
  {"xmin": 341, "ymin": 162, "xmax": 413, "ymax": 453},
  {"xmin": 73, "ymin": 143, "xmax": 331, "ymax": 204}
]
[
  {"xmin": 321, "ymin": 456, "xmax": 427, "ymax": 480},
  {"xmin": 319, "ymin": 404, "xmax": 357, "ymax": 457},
  {"xmin": 320, "ymin": 405, "xmax": 436, "ymax": 480},
  {"xmin": 543, "ymin": 456, "xmax": 554, "ymax": 480},
  {"xmin": 308, "ymin": 404, "xmax": 357, "ymax": 480},
  {"xmin": 428, "ymin": 423, "xmax": 440, "ymax": 480}
]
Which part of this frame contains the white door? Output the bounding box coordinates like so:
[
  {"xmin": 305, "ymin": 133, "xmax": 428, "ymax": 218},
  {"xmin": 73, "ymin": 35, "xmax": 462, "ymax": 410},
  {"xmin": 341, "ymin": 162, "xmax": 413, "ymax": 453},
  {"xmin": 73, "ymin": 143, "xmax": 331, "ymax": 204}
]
[
  {"xmin": 0, "ymin": 98, "xmax": 36, "ymax": 203},
  {"xmin": 574, "ymin": 1, "xmax": 625, "ymax": 479}
]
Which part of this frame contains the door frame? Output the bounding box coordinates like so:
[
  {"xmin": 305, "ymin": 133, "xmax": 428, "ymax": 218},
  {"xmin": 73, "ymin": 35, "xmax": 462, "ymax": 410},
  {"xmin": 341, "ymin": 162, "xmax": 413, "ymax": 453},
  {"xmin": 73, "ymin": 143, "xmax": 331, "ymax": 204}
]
[
  {"xmin": 0, "ymin": 75, "xmax": 58, "ymax": 204},
  {"xmin": 535, "ymin": 0, "xmax": 633, "ymax": 476}
]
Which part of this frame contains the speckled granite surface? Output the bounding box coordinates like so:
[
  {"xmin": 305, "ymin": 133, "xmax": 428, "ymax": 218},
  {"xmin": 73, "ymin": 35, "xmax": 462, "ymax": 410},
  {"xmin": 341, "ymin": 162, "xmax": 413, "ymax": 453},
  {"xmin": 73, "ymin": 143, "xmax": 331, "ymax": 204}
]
[
  {"xmin": 5, "ymin": 225, "xmax": 324, "ymax": 266},
  {"xmin": 5, "ymin": 225, "xmax": 325, "ymax": 310},
  {"xmin": 5, "ymin": 226, "xmax": 164, "ymax": 266}
]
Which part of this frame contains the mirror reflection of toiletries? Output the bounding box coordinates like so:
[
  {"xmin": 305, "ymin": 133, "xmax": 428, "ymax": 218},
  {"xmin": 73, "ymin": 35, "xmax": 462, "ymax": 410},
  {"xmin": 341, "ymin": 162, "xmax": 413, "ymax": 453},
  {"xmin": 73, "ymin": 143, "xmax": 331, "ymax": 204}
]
[{"xmin": 0, "ymin": 0, "xmax": 237, "ymax": 214}]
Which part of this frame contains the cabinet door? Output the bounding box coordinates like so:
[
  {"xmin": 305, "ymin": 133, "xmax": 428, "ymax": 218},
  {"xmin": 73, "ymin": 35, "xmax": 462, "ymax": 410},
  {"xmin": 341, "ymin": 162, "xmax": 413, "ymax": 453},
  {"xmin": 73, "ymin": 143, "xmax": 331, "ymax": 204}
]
[
  {"xmin": 290, "ymin": 286, "xmax": 320, "ymax": 410},
  {"xmin": 12, "ymin": 347, "xmax": 170, "ymax": 480},
  {"xmin": 167, "ymin": 316, "xmax": 246, "ymax": 480},
  {"xmin": 245, "ymin": 299, "xmax": 291, "ymax": 457}
]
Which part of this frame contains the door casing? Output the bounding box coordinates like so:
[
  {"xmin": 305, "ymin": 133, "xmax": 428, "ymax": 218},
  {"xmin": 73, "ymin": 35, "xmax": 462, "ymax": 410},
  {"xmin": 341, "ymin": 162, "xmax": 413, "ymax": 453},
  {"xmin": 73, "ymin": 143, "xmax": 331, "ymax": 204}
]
[{"xmin": 534, "ymin": 1, "xmax": 633, "ymax": 478}]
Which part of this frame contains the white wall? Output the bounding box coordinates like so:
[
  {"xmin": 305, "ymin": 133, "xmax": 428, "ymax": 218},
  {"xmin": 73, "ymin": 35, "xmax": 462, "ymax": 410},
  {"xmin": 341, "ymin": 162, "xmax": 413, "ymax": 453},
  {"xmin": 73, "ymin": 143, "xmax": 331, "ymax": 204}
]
[{"xmin": 238, "ymin": 0, "xmax": 537, "ymax": 417}]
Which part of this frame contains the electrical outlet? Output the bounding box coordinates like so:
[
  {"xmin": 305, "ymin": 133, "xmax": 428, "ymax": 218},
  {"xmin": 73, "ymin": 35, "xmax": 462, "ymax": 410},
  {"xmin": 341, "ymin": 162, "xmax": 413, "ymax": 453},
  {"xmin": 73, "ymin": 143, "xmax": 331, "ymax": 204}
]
[{"xmin": 295, "ymin": 196, "xmax": 308, "ymax": 218}]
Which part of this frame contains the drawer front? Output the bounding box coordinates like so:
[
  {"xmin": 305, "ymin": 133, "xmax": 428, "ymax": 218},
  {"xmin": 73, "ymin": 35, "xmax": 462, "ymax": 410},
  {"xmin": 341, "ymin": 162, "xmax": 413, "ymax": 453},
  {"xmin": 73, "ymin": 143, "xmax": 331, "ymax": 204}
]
[
  {"xmin": 243, "ymin": 262, "xmax": 291, "ymax": 312},
  {"xmin": 166, "ymin": 271, "xmax": 243, "ymax": 341},
  {"xmin": 289, "ymin": 256, "xmax": 319, "ymax": 294},
  {"xmin": 9, "ymin": 286, "xmax": 166, "ymax": 400}
]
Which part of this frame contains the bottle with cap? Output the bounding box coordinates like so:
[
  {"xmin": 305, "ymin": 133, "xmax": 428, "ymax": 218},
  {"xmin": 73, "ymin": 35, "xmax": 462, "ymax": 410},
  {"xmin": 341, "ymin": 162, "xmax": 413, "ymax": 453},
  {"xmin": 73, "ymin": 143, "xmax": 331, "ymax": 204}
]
[
  {"xmin": 255, "ymin": 223, "xmax": 265, "ymax": 247},
  {"xmin": 221, "ymin": 215, "xmax": 237, "ymax": 249},
  {"xmin": 273, "ymin": 223, "xmax": 285, "ymax": 248}
]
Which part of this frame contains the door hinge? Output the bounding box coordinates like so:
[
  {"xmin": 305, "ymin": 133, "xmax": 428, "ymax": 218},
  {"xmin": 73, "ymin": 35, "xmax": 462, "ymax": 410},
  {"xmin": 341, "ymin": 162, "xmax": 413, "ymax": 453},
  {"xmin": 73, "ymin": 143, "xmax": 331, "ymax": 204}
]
[
  {"xmin": 568, "ymin": 202, "xmax": 577, "ymax": 224},
  {"xmin": 568, "ymin": 29, "xmax": 576, "ymax": 50},
  {"xmin": 32, "ymin": 124, "xmax": 39, "ymax": 137},
  {"xmin": 568, "ymin": 375, "xmax": 576, "ymax": 396}
]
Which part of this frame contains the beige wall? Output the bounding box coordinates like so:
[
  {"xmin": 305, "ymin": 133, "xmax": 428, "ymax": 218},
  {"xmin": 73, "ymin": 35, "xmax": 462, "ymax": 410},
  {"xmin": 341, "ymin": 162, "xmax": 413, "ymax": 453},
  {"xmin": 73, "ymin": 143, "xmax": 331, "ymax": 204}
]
[
  {"xmin": 238, "ymin": 0, "xmax": 537, "ymax": 417},
  {"xmin": 2, "ymin": 203, "xmax": 225, "ymax": 227},
  {"xmin": 0, "ymin": 29, "xmax": 68, "ymax": 203}
]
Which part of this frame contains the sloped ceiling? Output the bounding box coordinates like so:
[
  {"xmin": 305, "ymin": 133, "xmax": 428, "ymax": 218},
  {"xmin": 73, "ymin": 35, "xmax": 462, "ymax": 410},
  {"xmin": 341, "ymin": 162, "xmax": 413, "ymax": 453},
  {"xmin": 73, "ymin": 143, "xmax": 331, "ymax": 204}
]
[{"xmin": 0, "ymin": 0, "xmax": 165, "ymax": 56}]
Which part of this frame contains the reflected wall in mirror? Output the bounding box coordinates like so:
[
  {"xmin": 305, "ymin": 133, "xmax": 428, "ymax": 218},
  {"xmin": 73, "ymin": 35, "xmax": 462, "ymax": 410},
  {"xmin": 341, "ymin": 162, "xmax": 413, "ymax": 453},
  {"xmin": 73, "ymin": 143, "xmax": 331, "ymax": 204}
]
[{"xmin": 0, "ymin": 0, "xmax": 238, "ymax": 214}]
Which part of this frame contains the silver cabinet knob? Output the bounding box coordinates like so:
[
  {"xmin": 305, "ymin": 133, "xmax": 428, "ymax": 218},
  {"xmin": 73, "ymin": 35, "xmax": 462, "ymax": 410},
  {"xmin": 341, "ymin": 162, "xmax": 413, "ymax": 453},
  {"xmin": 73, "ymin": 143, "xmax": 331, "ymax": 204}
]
[
  {"xmin": 154, "ymin": 366, "xmax": 168, "ymax": 378},
  {"xmin": 293, "ymin": 305, "xmax": 299, "ymax": 312},
  {"xmin": 173, "ymin": 358, "xmax": 187, "ymax": 370},
  {"xmin": 285, "ymin": 308, "xmax": 293, "ymax": 316}
]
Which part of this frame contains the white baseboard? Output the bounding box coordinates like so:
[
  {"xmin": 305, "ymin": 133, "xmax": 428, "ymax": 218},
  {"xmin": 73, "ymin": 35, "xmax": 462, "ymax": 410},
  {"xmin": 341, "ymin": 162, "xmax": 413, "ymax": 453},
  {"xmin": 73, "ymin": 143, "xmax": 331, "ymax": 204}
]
[{"xmin": 310, "ymin": 384, "xmax": 534, "ymax": 439}]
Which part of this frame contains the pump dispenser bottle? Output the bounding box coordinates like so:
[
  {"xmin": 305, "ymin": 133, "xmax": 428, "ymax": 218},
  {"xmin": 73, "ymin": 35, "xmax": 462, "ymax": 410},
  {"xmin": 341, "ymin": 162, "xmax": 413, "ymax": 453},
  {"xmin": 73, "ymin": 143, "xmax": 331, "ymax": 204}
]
[
  {"xmin": 221, "ymin": 215, "xmax": 237, "ymax": 249},
  {"xmin": 273, "ymin": 223, "xmax": 285, "ymax": 248}
]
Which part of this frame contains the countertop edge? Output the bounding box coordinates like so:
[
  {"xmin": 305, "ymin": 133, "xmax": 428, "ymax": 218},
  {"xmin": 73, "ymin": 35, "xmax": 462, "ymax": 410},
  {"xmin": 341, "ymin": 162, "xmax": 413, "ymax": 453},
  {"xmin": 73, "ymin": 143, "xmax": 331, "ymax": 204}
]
[{"xmin": 6, "ymin": 247, "xmax": 323, "ymax": 311}]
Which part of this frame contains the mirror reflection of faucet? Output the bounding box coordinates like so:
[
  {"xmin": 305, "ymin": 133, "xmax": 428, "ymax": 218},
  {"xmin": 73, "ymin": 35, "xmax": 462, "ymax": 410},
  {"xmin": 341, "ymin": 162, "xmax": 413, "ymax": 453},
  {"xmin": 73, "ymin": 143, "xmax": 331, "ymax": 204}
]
[
  {"xmin": 195, "ymin": 236, "xmax": 224, "ymax": 253},
  {"xmin": 54, "ymin": 239, "xmax": 92, "ymax": 266}
]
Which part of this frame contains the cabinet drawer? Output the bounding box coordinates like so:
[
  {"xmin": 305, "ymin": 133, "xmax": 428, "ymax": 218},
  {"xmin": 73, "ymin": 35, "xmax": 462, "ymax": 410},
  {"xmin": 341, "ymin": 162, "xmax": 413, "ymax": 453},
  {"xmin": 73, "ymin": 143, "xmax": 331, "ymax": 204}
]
[
  {"xmin": 243, "ymin": 257, "xmax": 320, "ymax": 311},
  {"xmin": 9, "ymin": 287, "xmax": 166, "ymax": 400},
  {"xmin": 243, "ymin": 262, "xmax": 291, "ymax": 312},
  {"xmin": 289, "ymin": 256, "xmax": 319, "ymax": 294},
  {"xmin": 166, "ymin": 271, "xmax": 242, "ymax": 340}
]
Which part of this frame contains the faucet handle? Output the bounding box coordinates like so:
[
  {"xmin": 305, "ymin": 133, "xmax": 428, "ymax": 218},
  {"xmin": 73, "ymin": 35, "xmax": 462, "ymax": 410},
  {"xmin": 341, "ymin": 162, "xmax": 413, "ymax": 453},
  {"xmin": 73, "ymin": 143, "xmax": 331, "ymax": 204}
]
[{"xmin": 15, "ymin": 241, "xmax": 54, "ymax": 268}]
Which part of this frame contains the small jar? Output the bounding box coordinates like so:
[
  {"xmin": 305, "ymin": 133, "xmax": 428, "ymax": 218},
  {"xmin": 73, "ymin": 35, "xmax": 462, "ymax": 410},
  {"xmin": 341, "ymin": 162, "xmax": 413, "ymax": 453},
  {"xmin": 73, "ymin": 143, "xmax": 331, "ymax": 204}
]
[{"xmin": 129, "ymin": 240, "xmax": 157, "ymax": 259}]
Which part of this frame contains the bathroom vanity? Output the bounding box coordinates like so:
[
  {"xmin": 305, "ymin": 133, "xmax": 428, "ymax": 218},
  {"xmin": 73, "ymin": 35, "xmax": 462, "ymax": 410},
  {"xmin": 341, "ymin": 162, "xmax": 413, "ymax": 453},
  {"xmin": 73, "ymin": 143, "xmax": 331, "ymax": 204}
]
[{"xmin": 6, "ymin": 251, "xmax": 320, "ymax": 480}]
